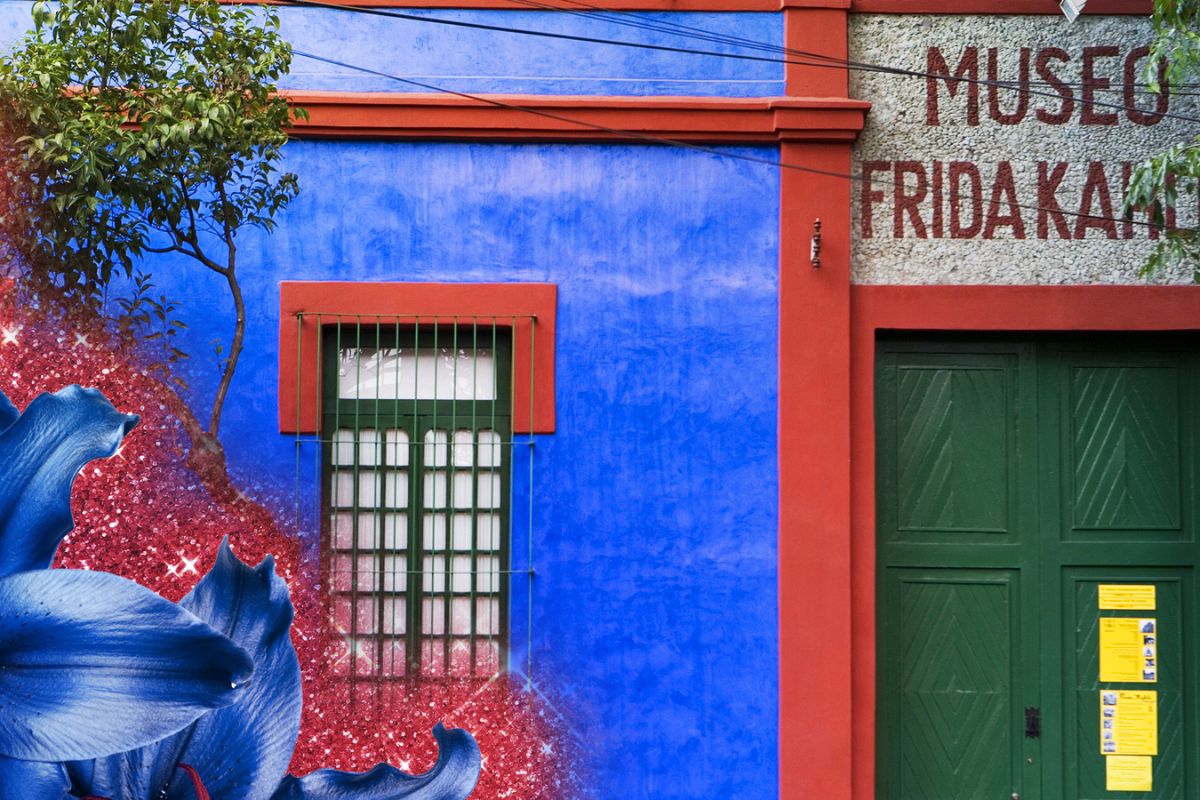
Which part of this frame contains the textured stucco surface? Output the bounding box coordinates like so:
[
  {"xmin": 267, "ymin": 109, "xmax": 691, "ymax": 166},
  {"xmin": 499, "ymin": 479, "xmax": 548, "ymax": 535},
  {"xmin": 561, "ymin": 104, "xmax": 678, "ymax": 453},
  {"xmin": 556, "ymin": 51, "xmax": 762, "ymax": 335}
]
[
  {"xmin": 0, "ymin": 3, "xmax": 784, "ymax": 97},
  {"xmin": 850, "ymin": 15, "xmax": 1199, "ymax": 284},
  {"xmin": 136, "ymin": 141, "xmax": 782, "ymax": 800}
]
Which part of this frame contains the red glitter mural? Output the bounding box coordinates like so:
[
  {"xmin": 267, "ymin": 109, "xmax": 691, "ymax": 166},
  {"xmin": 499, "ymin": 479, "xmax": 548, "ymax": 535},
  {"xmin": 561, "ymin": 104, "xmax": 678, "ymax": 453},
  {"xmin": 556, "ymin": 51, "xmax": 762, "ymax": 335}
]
[{"xmin": 0, "ymin": 283, "xmax": 585, "ymax": 798}]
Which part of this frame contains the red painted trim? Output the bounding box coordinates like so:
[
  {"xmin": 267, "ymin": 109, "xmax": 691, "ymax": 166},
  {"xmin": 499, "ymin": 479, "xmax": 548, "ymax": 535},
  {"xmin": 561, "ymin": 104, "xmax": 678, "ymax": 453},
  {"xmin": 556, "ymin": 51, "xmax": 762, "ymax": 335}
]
[
  {"xmin": 279, "ymin": 281, "xmax": 557, "ymax": 435},
  {"xmin": 284, "ymin": 92, "xmax": 869, "ymax": 143},
  {"xmin": 778, "ymin": 143, "xmax": 854, "ymax": 800},
  {"xmin": 846, "ymin": 284, "xmax": 1200, "ymax": 800},
  {"xmin": 851, "ymin": 0, "xmax": 1149, "ymax": 13},
  {"xmin": 786, "ymin": 8, "xmax": 848, "ymax": 97}
]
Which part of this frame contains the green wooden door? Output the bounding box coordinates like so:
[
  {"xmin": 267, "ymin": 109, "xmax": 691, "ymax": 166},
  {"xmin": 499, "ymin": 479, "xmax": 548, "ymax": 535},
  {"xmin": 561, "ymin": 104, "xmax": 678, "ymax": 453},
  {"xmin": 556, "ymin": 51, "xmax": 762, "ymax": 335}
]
[{"xmin": 876, "ymin": 336, "xmax": 1200, "ymax": 800}]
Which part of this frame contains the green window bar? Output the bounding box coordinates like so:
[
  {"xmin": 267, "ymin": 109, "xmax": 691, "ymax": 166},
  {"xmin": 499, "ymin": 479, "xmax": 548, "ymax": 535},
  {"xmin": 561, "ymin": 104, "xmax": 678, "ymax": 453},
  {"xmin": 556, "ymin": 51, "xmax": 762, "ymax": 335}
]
[{"xmin": 297, "ymin": 313, "xmax": 523, "ymax": 685}]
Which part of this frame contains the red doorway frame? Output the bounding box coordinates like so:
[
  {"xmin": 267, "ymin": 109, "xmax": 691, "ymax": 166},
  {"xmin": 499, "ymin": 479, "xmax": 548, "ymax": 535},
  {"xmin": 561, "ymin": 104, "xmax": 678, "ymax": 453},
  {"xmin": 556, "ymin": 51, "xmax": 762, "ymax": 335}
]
[{"xmin": 838, "ymin": 285, "xmax": 1200, "ymax": 799}]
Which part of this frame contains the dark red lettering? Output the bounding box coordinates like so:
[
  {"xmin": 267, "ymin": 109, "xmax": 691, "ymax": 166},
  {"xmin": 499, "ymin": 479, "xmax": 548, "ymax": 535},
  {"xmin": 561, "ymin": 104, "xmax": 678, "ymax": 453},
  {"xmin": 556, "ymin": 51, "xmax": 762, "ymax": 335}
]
[
  {"xmin": 931, "ymin": 160, "xmax": 945, "ymax": 239},
  {"xmin": 894, "ymin": 161, "xmax": 929, "ymax": 239},
  {"xmin": 1035, "ymin": 47, "xmax": 1074, "ymax": 124},
  {"xmin": 988, "ymin": 47, "xmax": 1031, "ymax": 124},
  {"xmin": 927, "ymin": 47, "xmax": 980, "ymax": 126},
  {"xmin": 949, "ymin": 161, "xmax": 983, "ymax": 239},
  {"xmin": 861, "ymin": 160, "xmax": 889, "ymax": 238},
  {"xmin": 984, "ymin": 161, "xmax": 1025, "ymax": 239},
  {"xmin": 1074, "ymin": 161, "xmax": 1118, "ymax": 239},
  {"xmin": 1037, "ymin": 162, "xmax": 1071, "ymax": 239},
  {"xmin": 1081, "ymin": 46, "xmax": 1119, "ymax": 125},
  {"xmin": 1124, "ymin": 45, "xmax": 1170, "ymax": 125}
]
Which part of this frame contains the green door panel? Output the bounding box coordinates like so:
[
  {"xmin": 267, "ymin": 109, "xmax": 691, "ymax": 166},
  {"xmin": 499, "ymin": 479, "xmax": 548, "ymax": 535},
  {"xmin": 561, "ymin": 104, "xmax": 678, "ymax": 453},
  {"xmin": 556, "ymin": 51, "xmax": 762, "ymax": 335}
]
[
  {"xmin": 883, "ymin": 569, "xmax": 1022, "ymax": 800},
  {"xmin": 877, "ymin": 335, "xmax": 1200, "ymax": 800},
  {"xmin": 1061, "ymin": 571, "xmax": 1193, "ymax": 799}
]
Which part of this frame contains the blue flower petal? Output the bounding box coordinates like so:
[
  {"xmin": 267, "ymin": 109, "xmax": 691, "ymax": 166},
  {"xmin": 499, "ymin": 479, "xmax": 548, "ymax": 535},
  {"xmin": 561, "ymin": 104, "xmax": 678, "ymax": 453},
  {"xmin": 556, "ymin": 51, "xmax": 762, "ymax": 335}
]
[
  {"xmin": 269, "ymin": 724, "xmax": 481, "ymax": 800},
  {"xmin": 0, "ymin": 386, "xmax": 138, "ymax": 576},
  {"xmin": 0, "ymin": 389, "xmax": 18, "ymax": 435},
  {"xmin": 0, "ymin": 757, "xmax": 70, "ymax": 800},
  {"xmin": 0, "ymin": 569, "xmax": 253, "ymax": 761},
  {"xmin": 69, "ymin": 539, "xmax": 302, "ymax": 800}
]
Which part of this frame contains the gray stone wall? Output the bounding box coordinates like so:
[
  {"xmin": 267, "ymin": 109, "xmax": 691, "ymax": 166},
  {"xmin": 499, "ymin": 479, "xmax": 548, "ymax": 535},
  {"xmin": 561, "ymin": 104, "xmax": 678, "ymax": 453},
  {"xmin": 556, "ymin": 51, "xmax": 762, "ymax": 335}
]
[{"xmin": 850, "ymin": 15, "xmax": 1198, "ymax": 284}]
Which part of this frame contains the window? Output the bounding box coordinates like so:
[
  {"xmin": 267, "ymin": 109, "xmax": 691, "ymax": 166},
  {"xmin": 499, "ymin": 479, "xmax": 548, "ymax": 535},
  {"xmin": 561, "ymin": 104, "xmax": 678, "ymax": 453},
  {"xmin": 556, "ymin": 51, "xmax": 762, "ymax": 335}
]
[{"xmin": 322, "ymin": 322, "xmax": 511, "ymax": 679}]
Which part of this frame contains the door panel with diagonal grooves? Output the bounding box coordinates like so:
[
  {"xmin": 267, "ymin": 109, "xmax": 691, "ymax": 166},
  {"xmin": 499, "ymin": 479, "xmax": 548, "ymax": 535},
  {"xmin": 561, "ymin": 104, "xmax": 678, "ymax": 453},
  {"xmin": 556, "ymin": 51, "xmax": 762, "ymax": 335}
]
[{"xmin": 889, "ymin": 571, "xmax": 1018, "ymax": 799}]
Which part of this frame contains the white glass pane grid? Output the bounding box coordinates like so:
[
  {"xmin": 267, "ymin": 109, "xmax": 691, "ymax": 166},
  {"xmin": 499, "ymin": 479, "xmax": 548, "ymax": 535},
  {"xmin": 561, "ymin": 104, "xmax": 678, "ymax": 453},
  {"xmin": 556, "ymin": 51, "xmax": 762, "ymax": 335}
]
[
  {"xmin": 420, "ymin": 428, "xmax": 504, "ymax": 678},
  {"xmin": 330, "ymin": 427, "xmax": 410, "ymax": 678},
  {"xmin": 338, "ymin": 344, "xmax": 496, "ymax": 402}
]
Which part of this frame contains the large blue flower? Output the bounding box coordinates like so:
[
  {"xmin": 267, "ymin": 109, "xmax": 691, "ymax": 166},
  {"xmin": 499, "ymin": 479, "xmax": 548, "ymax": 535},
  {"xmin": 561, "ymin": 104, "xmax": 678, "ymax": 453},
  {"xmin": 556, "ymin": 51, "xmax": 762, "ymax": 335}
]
[
  {"xmin": 0, "ymin": 387, "xmax": 255, "ymax": 797},
  {"xmin": 68, "ymin": 539, "xmax": 482, "ymax": 800}
]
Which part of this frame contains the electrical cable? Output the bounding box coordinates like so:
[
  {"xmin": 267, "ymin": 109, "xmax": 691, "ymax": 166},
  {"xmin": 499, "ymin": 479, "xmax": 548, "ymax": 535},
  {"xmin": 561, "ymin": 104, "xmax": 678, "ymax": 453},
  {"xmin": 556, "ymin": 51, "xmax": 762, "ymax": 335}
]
[
  {"xmin": 500, "ymin": 0, "xmax": 1200, "ymax": 95},
  {"xmin": 280, "ymin": 0, "xmax": 1200, "ymax": 124},
  {"xmin": 293, "ymin": 47, "xmax": 1198, "ymax": 233}
]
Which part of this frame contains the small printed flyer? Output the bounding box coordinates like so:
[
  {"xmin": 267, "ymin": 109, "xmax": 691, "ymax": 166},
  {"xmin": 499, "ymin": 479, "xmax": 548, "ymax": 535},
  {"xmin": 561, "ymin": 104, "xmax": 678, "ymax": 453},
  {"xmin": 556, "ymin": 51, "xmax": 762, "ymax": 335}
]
[
  {"xmin": 1106, "ymin": 755, "xmax": 1153, "ymax": 792},
  {"xmin": 1099, "ymin": 618, "xmax": 1157, "ymax": 683},
  {"xmin": 1098, "ymin": 585, "xmax": 1157, "ymax": 611},
  {"xmin": 1100, "ymin": 690, "xmax": 1158, "ymax": 756}
]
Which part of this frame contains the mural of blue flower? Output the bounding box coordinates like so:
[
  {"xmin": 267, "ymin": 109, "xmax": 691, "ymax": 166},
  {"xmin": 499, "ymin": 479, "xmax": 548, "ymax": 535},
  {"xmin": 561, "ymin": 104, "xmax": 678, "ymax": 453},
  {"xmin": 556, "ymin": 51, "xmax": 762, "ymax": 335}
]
[
  {"xmin": 0, "ymin": 387, "xmax": 255, "ymax": 797},
  {"xmin": 68, "ymin": 539, "xmax": 482, "ymax": 800},
  {"xmin": 0, "ymin": 384, "xmax": 481, "ymax": 800}
]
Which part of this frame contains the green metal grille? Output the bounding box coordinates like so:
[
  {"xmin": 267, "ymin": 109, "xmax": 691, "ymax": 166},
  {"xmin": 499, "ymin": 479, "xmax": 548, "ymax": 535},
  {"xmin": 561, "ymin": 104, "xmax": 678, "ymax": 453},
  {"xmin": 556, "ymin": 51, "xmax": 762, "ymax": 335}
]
[{"xmin": 312, "ymin": 317, "xmax": 515, "ymax": 681}]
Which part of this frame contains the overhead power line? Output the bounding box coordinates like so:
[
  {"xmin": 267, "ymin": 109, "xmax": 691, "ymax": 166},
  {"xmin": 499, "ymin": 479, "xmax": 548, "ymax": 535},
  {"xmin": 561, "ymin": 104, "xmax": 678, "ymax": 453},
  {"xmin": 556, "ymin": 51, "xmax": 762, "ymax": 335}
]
[
  {"xmin": 280, "ymin": 0, "xmax": 1200, "ymax": 124},
  {"xmin": 292, "ymin": 48, "xmax": 1197, "ymax": 234}
]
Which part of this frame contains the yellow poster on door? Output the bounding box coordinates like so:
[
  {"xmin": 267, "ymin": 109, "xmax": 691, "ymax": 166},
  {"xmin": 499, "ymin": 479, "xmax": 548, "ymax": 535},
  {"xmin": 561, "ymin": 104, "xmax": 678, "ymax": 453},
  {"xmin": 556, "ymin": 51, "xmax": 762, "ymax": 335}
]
[
  {"xmin": 1099, "ymin": 584, "xmax": 1156, "ymax": 611},
  {"xmin": 1099, "ymin": 618, "xmax": 1157, "ymax": 683},
  {"xmin": 1100, "ymin": 690, "xmax": 1158, "ymax": 756},
  {"xmin": 1106, "ymin": 756, "xmax": 1153, "ymax": 791}
]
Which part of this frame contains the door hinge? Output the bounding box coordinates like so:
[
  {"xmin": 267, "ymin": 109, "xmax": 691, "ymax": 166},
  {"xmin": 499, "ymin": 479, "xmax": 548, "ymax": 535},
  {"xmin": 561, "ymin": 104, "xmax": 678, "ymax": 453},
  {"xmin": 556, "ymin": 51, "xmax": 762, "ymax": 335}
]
[{"xmin": 1025, "ymin": 707, "xmax": 1041, "ymax": 739}]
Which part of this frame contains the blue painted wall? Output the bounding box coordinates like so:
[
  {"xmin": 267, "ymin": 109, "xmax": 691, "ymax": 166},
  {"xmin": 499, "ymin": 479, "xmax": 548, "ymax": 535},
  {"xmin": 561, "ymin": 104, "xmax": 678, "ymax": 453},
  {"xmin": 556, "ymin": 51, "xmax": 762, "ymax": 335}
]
[
  {"xmin": 138, "ymin": 141, "xmax": 781, "ymax": 799},
  {"xmin": 0, "ymin": 3, "xmax": 785, "ymax": 795},
  {"xmin": 0, "ymin": 5, "xmax": 784, "ymax": 96}
]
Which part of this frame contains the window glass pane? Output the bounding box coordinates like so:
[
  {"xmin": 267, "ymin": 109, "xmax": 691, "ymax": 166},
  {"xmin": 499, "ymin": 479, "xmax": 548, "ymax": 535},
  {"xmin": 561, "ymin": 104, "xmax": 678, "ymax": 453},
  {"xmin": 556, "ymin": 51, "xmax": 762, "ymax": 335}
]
[
  {"xmin": 381, "ymin": 597, "xmax": 406, "ymax": 635},
  {"xmin": 382, "ymin": 471, "xmax": 408, "ymax": 508},
  {"xmin": 476, "ymin": 597, "xmax": 499, "ymax": 635},
  {"xmin": 421, "ymin": 598, "xmax": 445, "ymax": 635},
  {"xmin": 333, "ymin": 429, "xmax": 356, "ymax": 466},
  {"xmin": 338, "ymin": 346, "xmax": 495, "ymax": 401},
  {"xmin": 476, "ymin": 556, "xmax": 499, "ymax": 593},
  {"xmin": 357, "ymin": 429, "xmax": 381, "ymax": 467},
  {"xmin": 477, "ymin": 473, "xmax": 501, "ymax": 509},
  {"xmin": 423, "ymin": 471, "xmax": 447, "ymax": 508},
  {"xmin": 331, "ymin": 471, "xmax": 356, "ymax": 508},
  {"xmin": 381, "ymin": 555, "xmax": 407, "ymax": 592},
  {"xmin": 335, "ymin": 596, "xmax": 377, "ymax": 634},
  {"xmin": 384, "ymin": 429, "xmax": 409, "ymax": 466},
  {"xmin": 423, "ymin": 513, "xmax": 446, "ymax": 550},
  {"xmin": 424, "ymin": 429, "xmax": 448, "ymax": 467},
  {"xmin": 451, "ymin": 555, "xmax": 472, "ymax": 593},
  {"xmin": 453, "ymin": 471, "xmax": 474, "ymax": 509},
  {"xmin": 452, "ymin": 430, "xmax": 474, "ymax": 466},
  {"xmin": 477, "ymin": 514, "xmax": 501, "ymax": 551},
  {"xmin": 477, "ymin": 430, "xmax": 501, "ymax": 467},
  {"xmin": 331, "ymin": 512, "xmax": 403, "ymax": 550},
  {"xmin": 452, "ymin": 514, "xmax": 474, "ymax": 551},
  {"xmin": 422, "ymin": 555, "xmax": 445, "ymax": 593},
  {"xmin": 331, "ymin": 554, "xmax": 379, "ymax": 592},
  {"xmin": 451, "ymin": 598, "xmax": 472, "ymax": 635}
]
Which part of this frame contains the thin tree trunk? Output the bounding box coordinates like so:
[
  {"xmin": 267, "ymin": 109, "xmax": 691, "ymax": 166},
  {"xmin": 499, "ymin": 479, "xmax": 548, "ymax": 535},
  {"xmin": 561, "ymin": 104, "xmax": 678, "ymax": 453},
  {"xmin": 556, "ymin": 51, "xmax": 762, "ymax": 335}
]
[{"xmin": 208, "ymin": 251, "xmax": 241, "ymax": 438}]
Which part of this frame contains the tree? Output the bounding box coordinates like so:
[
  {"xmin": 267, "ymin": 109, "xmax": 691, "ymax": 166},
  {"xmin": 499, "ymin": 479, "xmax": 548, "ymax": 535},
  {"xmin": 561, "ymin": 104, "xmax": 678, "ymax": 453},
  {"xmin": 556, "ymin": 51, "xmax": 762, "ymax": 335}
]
[
  {"xmin": 0, "ymin": 0, "xmax": 302, "ymax": 449},
  {"xmin": 1124, "ymin": 0, "xmax": 1200, "ymax": 280}
]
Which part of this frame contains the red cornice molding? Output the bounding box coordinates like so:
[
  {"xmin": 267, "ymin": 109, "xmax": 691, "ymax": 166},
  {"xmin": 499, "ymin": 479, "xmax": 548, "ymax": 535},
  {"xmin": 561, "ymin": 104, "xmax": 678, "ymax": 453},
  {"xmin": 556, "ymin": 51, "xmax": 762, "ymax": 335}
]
[
  {"xmin": 283, "ymin": 92, "xmax": 870, "ymax": 143},
  {"xmin": 850, "ymin": 0, "xmax": 1148, "ymax": 13}
]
